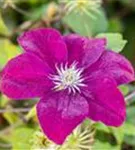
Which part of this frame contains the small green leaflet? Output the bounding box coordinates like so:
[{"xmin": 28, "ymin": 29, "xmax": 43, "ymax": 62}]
[
  {"xmin": 0, "ymin": 39, "xmax": 21, "ymax": 67},
  {"xmin": 63, "ymin": 9, "xmax": 108, "ymax": 36},
  {"xmin": 96, "ymin": 33, "xmax": 127, "ymax": 53}
]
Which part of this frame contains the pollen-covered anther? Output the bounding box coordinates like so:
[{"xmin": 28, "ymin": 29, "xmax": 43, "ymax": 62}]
[{"xmin": 50, "ymin": 62, "xmax": 86, "ymax": 94}]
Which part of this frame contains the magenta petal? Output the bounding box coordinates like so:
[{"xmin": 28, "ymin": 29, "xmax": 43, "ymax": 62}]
[
  {"xmin": 18, "ymin": 28, "xmax": 68, "ymax": 66},
  {"xmin": 83, "ymin": 77, "xmax": 126, "ymax": 126},
  {"xmin": 37, "ymin": 91, "xmax": 88, "ymax": 144},
  {"xmin": 85, "ymin": 50, "xmax": 134, "ymax": 85},
  {"xmin": 0, "ymin": 53, "xmax": 53, "ymax": 99},
  {"xmin": 63, "ymin": 34, "xmax": 106, "ymax": 67}
]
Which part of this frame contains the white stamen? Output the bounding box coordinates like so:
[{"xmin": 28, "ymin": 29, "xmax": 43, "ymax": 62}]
[{"xmin": 50, "ymin": 62, "xmax": 86, "ymax": 94}]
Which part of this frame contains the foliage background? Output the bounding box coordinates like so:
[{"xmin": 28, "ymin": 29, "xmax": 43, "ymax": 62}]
[{"xmin": 0, "ymin": 0, "xmax": 135, "ymax": 150}]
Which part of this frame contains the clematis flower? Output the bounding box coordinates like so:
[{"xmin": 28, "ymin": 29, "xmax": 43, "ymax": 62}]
[{"xmin": 0, "ymin": 28, "xmax": 134, "ymax": 144}]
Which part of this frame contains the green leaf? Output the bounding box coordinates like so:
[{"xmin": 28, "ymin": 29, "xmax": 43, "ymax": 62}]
[
  {"xmin": 26, "ymin": 4, "xmax": 48, "ymax": 20},
  {"xmin": 124, "ymin": 136, "xmax": 135, "ymax": 146},
  {"xmin": 26, "ymin": 106, "xmax": 36, "ymax": 120},
  {"xmin": 28, "ymin": 0, "xmax": 40, "ymax": 5},
  {"xmin": 95, "ymin": 123, "xmax": 111, "ymax": 133},
  {"xmin": 3, "ymin": 112, "xmax": 18, "ymax": 125},
  {"xmin": 108, "ymin": 18, "xmax": 124, "ymax": 33},
  {"xmin": 119, "ymin": 85, "xmax": 129, "ymax": 96},
  {"xmin": 127, "ymin": 106, "xmax": 135, "ymax": 124},
  {"xmin": 93, "ymin": 140, "xmax": 120, "ymax": 150},
  {"xmin": 96, "ymin": 33, "xmax": 127, "ymax": 53},
  {"xmin": 0, "ymin": 95, "xmax": 9, "ymax": 107},
  {"xmin": 0, "ymin": 13, "xmax": 9, "ymax": 35},
  {"xmin": 10, "ymin": 127, "xmax": 35, "ymax": 150},
  {"xmin": 109, "ymin": 126, "xmax": 124, "ymax": 145},
  {"xmin": 0, "ymin": 138, "xmax": 11, "ymax": 150},
  {"xmin": 63, "ymin": 9, "xmax": 108, "ymax": 36},
  {"xmin": 122, "ymin": 123, "xmax": 135, "ymax": 136},
  {"xmin": 0, "ymin": 39, "xmax": 21, "ymax": 67},
  {"xmin": 118, "ymin": 0, "xmax": 135, "ymax": 10},
  {"xmin": 109, "ymin": 122, "xmax": 135, "ymax": 145}
]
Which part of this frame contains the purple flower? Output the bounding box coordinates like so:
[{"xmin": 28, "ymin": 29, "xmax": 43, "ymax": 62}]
[{"xmin": 0, "ymin": 28, "xmax": 134, "ymax": 144}]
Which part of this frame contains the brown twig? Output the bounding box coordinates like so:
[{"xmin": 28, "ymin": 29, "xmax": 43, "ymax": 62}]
[
  {"xmin": 0, "ymin": 107, "xmax": 31, "ymax": 113},
  {"xmin": 0, "ymin": 143, "xmax": 12, "ymax": 149},
  {"xmin": 0, "ymin": 121, "xmax": 22, "ymax": 136},
  {"xmin": 125, "ymin": 91, "xmax": 135, "ymax": 103},
  {"xmin": 0, "ymin": 33, "xmax": 11, "ymax": 39}
]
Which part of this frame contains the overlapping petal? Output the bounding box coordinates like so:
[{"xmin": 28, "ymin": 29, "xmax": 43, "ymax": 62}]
[
  {"xmin": 63, "ymin": 35, "xmax": 106, "ymax": 68},
  {"xmin": 0, "ymin": 52, "xmax": 53, "ymax": 99},
  {"xmin": 0, "ymin": 28, "xmax": 134, "ymax": 145},
  {"xmin": 37, "ymin": 91, "xmax": 89, "ymax": 144},
  {"xmin": 84, "ymin": 50, "xmax": 134, "ymax": 85},
  {"xmin": 83, "ymin": 76, "xmax": 126, "ymax": 126},
  {"xmin": 18, "ymin": 28, "xmax": 68, "ymax": 67}
]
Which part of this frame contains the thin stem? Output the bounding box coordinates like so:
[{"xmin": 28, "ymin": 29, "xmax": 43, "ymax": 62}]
[
  {"xmin": 11, "ymin": 5, "xmax": 31, "ymax": 16},
  {"xmin": 0, "ymin": 143, "xmax": 12, "ymax": 149},
  {"xmin": 125, "ymin": 91, "xmax": 135, "ymax": 102},
  {"xmin": 0, "ymin": 121, "xmax": 22, "ymax": 136},
  {"xmin": 0, "ymin": 107, "xmax": 31, "ymax": 113},
  {"xmin": 0, "ymin": 33, "xmax": 11, "ymax": 39}
]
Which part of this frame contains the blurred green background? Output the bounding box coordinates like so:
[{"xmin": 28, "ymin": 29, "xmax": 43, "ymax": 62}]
[{"xmin": 0, "ymin": 0, "xmax": 135, "ymax": 150}]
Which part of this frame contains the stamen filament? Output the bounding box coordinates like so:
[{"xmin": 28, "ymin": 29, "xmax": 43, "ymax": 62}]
[{"xmin": 50, "ymin": 62, "xmax": 86, "ymax": 94}]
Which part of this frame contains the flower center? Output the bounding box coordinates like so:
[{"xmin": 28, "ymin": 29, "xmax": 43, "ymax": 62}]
[{"xmin": 50, "ymin": 62, "xmax": 86, "ymax": 94}]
